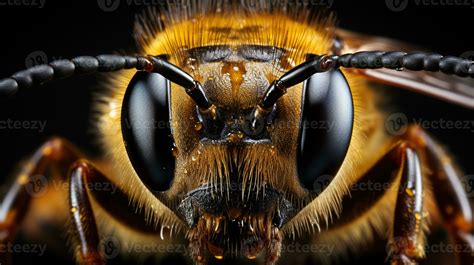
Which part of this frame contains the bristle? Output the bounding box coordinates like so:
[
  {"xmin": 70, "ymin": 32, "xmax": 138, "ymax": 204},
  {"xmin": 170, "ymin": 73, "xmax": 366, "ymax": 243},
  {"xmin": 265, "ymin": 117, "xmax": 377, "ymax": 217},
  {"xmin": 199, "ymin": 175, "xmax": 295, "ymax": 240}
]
[
  {"xmin": 183, "ymin": 143, "xmax": 288, "ymax": 199},
  {"xmin": 134, "ymin": 1, "xmax": 335, "ymax": 67}
]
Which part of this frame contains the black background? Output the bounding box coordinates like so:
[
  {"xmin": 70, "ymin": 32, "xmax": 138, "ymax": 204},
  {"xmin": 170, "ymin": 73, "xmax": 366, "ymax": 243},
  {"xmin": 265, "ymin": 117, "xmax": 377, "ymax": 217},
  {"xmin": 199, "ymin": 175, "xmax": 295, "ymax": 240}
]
[{"xmin": 0, "ymin": 0, "xmax": 472, "ymax": 264}]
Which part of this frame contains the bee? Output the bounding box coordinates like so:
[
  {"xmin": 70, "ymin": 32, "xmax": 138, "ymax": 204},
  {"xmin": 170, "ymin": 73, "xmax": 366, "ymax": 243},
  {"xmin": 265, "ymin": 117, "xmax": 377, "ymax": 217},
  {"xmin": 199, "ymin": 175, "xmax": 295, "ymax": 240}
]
[{"xmin": 0, "ymin": 1, "xmax": 473, "ymax": 265}]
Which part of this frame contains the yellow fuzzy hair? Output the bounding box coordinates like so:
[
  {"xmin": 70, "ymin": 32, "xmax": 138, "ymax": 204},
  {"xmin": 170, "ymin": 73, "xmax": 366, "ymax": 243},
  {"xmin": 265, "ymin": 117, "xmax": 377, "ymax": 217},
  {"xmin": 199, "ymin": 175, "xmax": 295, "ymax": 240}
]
[{"xmin": 94, "ymin": 1, "xmax": 384, "ymax": 243}]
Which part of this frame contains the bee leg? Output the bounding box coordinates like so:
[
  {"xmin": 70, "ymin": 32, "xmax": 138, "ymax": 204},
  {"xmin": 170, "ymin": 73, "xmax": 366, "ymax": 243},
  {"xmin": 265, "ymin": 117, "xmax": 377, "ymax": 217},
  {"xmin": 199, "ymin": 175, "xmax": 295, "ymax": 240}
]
[
  {"xmin": 0, "ymin": 137, "xmax": 78, "ymax": 264},
  {"xmin": 187, "ymin": 227, "xmax": 207, "ymax": 265},
  {"xmin": 0, "ymin": 137, "xmax": 170, "ymax": 264},
  {"xmin": 69, "ymin": 161, "xmax": 105, "ymax": 265},
  {"xmin": 265, "ymin": 227, "xmax": 283, "ymax": 265},
  {"xmin": 405, "ymin": 126, "xmax": 474, "ymax": 265},
  {"xmin": 388, "ymin": 144, "xmax": 424, "ymax": 265}
]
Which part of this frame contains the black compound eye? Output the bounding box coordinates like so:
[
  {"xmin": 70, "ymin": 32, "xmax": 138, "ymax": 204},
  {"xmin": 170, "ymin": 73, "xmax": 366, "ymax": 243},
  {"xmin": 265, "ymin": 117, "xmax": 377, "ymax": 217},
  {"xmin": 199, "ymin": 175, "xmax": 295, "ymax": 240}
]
[
  {"xmin": 121, "ymin": 71, "xmax": 175, "ymax": 192},
  {"xmin": 297, "ymin": 70, "xmax": 354, "ymax": 193}
]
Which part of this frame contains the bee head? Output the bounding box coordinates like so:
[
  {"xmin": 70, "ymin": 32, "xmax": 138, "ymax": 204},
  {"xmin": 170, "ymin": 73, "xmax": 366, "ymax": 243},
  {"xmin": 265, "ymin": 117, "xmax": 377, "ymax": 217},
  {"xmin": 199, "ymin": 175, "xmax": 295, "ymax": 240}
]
[{"xmin": 120, "ymin": 46, "xmax": 354, "ymax": 259}]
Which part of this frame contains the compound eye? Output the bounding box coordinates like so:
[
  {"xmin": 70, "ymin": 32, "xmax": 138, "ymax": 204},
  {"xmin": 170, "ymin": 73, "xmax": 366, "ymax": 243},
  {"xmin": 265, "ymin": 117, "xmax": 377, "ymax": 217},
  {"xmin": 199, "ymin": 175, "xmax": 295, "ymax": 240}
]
[
  {"xmin": 121, "ymin": 72, "xmax": 175, "ymax": 192},
  {"xmin": 297, "ymin": 70, "xmax": 354, "ymax": 193}
]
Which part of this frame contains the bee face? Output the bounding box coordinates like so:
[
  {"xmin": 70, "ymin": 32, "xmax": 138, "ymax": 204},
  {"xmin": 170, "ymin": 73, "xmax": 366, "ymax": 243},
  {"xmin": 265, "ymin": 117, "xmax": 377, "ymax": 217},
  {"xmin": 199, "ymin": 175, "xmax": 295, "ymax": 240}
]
[
  {"xmin": 167, "ymin": 45, "xmax": 304, "ymax": 257},
  {"xmin": 112, "ymin": 10, "xmax": 358, "ymax": 259},
  {"xmin": 119, "ymin": 44, "xmax": 356, "ymax": 262}
]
